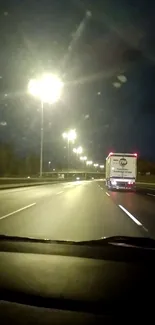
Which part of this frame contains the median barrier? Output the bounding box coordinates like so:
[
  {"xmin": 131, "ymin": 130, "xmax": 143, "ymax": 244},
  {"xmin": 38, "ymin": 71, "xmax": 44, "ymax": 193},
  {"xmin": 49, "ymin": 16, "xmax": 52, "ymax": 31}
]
[{"xmin": 0, "ymin": 178, "xmax": 71, "ymax": 190}]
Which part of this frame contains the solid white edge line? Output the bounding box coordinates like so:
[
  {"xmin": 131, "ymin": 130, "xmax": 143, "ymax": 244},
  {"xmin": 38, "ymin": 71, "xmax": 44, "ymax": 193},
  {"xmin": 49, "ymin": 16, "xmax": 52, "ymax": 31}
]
[
  {"xmin": 147, "ymin": 193, "xmax": 155, "ymax": 197},
  {"xmin": 0, "ymin": 203, "xmax": 36, "ymax": 221},
  {"xmin": 118, "ymin": 204, "xmax": 142, "ymax": 226},
  {"xmin": 106, "ymin": 192, "xmax": 110, "ymax": 197}
]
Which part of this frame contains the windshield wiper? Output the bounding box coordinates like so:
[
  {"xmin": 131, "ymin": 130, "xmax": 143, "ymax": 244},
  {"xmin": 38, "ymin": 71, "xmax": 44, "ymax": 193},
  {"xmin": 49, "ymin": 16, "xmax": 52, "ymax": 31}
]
[
  {"xmin": 0, "ymin": 234, "xmax": 154, "ymax": 249},
  {"xmin": 78, "ymin": 236, "xmax": 155, "ymax": 249},
  {"xmin": 0, "ymin": 234, "xmax": 75, "ymax": 244}
]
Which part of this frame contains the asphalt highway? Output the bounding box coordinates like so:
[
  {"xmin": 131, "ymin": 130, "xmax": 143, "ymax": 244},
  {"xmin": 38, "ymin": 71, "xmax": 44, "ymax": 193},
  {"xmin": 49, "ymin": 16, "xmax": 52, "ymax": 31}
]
[{"xmin": 0, "ymin": 180, "xmax": 154, "ymax": 240}]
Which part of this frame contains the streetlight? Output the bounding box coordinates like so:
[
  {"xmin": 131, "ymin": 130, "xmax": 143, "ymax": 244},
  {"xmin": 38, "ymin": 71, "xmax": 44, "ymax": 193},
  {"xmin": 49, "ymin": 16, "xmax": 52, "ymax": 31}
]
[
  {"xmin": 100, "ymin": 165, "xmax": 104, "ymax": 169},
  {"xmin": 48, "ymin": 161, "xmax": 51, "ymax": 172},
  {"xmin": 94, "ymin": 163, "xmax": 99, "ymax": 167},
  {"xmin": 80, "ymin": 156, "xmax": 87, "ymax": 161},
  {"xmin": 62, "ymin": 129, "xmax": 77, "ymax": 170},
  {"xmin": 73, "ymin": 146, "xmax": 83, "ymax": 170},
  {"xmin": 80, "ymin": 156, "xmax": 87, "ymax": 171},
  {"xmin": 63, "ymin": 129, "xmax": 76, "ymax": 142},
  {"xmin": 28, "ymin": 73, "xmax": 63, "ymax": 177},
  {"xmin": 73, "ymin": 146, "xmax": 83, "ymax": 155},
  {"xmin": 86, "ymin": 160, "xmax": 93, "ymax": 166}
]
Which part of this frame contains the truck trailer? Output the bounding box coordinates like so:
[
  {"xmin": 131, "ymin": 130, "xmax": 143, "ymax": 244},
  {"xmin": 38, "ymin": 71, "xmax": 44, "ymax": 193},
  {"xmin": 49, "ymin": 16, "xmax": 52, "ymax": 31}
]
[{"xmin": 105, "ymin": 152, "xmax": 137, "ymax": 190}]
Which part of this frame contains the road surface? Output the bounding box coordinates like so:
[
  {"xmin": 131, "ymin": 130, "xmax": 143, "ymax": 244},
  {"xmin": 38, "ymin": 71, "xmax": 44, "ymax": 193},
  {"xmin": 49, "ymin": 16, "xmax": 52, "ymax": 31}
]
[{"xmin": 0, "ymin": 180, "xmax": 155, "ymax": 240}]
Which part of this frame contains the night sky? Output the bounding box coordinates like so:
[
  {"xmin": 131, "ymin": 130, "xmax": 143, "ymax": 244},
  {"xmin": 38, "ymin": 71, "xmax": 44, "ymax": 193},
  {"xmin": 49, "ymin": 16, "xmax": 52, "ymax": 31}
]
[{"xmin": 0, "ymin": 0, "xmax": 155, "ymax": 166}]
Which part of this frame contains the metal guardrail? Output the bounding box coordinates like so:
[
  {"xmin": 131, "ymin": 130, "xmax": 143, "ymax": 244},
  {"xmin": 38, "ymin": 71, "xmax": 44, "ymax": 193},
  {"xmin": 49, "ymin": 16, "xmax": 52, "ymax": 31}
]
[
  {"xmin": 0, "ymin": 174, "xmax": 101, "ymax": 189},
  {"xmin": 0, "ymin": 175, "xmax": 155, "ymax": 190},
  {"xmin": 0, "ymin": 178, "xmax": 72, "ymax": 190}
]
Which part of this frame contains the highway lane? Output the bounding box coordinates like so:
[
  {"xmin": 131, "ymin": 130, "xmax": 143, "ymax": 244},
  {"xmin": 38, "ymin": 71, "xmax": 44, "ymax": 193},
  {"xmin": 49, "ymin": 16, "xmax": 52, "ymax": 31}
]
[
  {"xmin": 0, "ymin": 180, "xmax": 148, "ymax": 241},
  {"xmin": 0, "ymin": 182, "xmax": 74, "ymax": 217},
  {"xmin": 99, "ymin": 181, "xmax": 155, "ymax": 238}
]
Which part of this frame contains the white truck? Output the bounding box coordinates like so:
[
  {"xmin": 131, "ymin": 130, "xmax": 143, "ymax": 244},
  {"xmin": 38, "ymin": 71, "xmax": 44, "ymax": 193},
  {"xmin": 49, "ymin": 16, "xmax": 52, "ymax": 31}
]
[{"xmin": 105, "ymin": 152, "xmax": 137, "ymax": 190}]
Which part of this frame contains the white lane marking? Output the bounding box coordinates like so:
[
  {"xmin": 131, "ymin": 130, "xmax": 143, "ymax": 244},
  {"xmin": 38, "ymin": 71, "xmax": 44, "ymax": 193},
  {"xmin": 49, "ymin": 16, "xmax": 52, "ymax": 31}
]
[
  {"xmin": 147, "ymin": 193, "xmax": 155, "ymax": 197},
  {"xmin": 106, "ymin": 192, "xmax": 110, "ymax": 197},
  {"xmin": 118, "ymin": 205, "xmax": 142, "ymax": 226},
  {"xmin": 56, "ymin": 191, "xmax": 63, "ymax": 195},
  {"xmin": 0, "ymin": 203, "xmax": 36, "ymax": 221}
]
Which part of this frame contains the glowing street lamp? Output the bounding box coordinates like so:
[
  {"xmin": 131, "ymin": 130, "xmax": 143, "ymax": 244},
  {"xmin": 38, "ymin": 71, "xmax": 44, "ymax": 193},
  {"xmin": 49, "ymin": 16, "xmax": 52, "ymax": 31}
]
[
  {"xmin": 86, "ymin": 161, "xmax": 93, "ymax": 166},
  {"xmin": 63, "ymin": 129, "xmax": 76, "ymax": 143},
  {"xmin": 100, "ymin": 165, "xmax": 104, "ymax": 169},
  {"xmin": 28, "ymin": 73, "xmax": 63, "ymax": 177},
  {"xmin": 73, "ymin": 146, "xmax": 83, "ymax": 155},
  {"xmin": 28, "ymin": 73, "xmax": 63, "ymax": 104},
  {"xmin": 77, "ymin": 146, "xmax": 83, "ymax": 154},
  {"xmin": 80, "ymin": 156, "xmax": 87, "ymax": 161},
  {"xmin": 62, "ymin": 129, "xmax": 77, "ymax": 170},
  {"xmin": 94, "ymin": 163, "xmax": 99, "ymax": 167}
]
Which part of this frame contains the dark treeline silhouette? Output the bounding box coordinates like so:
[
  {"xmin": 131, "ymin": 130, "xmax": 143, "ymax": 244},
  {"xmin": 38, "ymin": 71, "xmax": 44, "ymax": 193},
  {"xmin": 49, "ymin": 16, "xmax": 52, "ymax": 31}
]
[
  {"xmin": 0, "ymin": 143, "xmax": 155, "ymax": 177},
  {"xmin": 0, "ymin": 144, "xmax": 39, "ymax": 177},
  {"xmin": 137, "ymin": 159, "xmax": 155, "ymax": 175}
]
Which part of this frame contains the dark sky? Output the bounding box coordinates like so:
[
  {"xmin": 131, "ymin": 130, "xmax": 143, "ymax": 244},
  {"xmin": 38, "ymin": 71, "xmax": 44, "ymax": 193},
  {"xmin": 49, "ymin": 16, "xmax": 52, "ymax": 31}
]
[{"xmin": 0, "ymin": 0, "xmax": 155, "ymax": 165}]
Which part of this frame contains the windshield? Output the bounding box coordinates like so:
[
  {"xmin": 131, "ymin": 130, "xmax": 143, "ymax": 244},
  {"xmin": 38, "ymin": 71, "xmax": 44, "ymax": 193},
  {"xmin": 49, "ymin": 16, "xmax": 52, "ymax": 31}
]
[{"xmin": 0, "ymin": 0, "xmax": 154, "ymax": 242}]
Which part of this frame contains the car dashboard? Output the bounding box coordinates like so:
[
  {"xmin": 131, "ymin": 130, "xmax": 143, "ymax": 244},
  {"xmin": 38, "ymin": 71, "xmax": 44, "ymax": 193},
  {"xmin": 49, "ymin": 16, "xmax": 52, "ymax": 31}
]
[{"xmin": 0, "ymin": 239, "xmax": 154, "ymax": 323}]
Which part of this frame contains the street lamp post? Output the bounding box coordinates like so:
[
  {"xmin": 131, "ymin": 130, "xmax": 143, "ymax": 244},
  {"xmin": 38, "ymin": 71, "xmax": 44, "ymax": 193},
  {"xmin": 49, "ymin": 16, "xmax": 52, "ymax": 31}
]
[
  {"xmin": 48, "ymin": 161, "xmax": 51, "ymax": 171},
  {"xmin": 28, "ymin": 74, "xmax": 63, "ymax": 177},
  {"xmin": 86, "ymin": 160, "xmax": 93, "ymax": 168},
  {"xmin": 73, "ymin": 146, "xmax": 83, "ymax": 156},
  {"xmin": 80, "ymin": 156, "xmax": 87, "ymax": 162},
  {"xmin": 63, "ymin": 130, "xmax": 77, "ymax": 172},
  {"xmin": 40, "ymin": 100, "xmax": 44, "ymax": 177},
  {"xmin": 73, "ymin": 146, "xmax": 83, "ymax": 168},
  {"xmin": 67, "ymin": 137, "xmax": 70, "ymax": 171},
  {"xmin": 80, "ymin": 156, "xmax": 87, "ymax": 170}
]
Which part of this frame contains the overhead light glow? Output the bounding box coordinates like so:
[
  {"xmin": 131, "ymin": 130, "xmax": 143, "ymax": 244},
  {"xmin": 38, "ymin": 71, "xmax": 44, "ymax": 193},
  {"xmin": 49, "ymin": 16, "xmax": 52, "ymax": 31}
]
[
  {"xmin": 77, "ymin": 146, "xmax": 83, "ymax": 154},
  {"xmin": 28, "ymin": 73, "xmax": 63, "ymax": 103},
  {"xmin": 73, "ymin": 146, "xmax": 83, "ymax": 155},
  {"xmin": 86, "ymin": 161, "xmax": 93, "ymax": 165},
  {"xmin": 80, "ymin": 156, "xmax": 87, "ymax": 161},
  {"xmin": 62, "ymin": 130, "xmax": 77, "ymax": 142}
]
